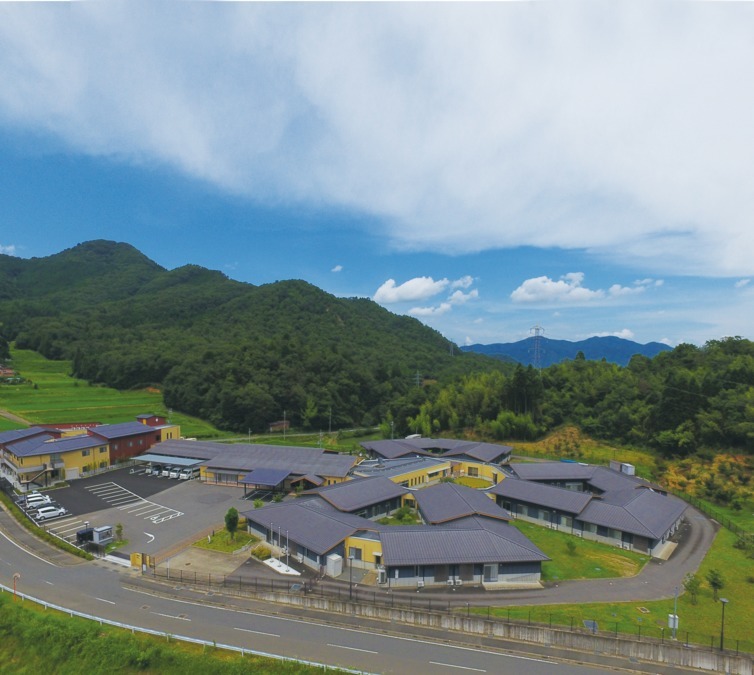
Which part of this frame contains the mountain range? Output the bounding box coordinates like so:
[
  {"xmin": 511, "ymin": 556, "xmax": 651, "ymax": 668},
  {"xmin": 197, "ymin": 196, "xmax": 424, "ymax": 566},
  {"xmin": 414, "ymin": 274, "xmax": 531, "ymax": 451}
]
[{"xmin": 461, "ymin": 336, "xmax": 671, "ymax": 367}]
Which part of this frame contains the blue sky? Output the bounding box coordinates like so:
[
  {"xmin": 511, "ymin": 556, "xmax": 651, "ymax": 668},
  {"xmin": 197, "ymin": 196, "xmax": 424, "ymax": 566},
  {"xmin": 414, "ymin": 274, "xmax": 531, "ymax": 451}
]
[{"xmin": 1, "ymin": 2, "xmax": 753, "ymax": 348}]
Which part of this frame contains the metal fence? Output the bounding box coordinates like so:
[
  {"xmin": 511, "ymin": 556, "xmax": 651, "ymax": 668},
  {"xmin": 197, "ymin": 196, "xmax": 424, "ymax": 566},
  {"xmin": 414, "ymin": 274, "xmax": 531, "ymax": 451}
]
[{"xmin": 146, "ymin": 567, "xmax": 754, "ymax": 656}]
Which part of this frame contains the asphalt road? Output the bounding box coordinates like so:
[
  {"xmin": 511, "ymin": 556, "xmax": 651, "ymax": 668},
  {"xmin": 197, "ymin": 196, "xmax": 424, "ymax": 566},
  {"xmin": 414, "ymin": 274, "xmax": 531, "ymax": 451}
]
[{"xmin": 0, "ymin": 504, "xmax": 713, "ymax": 675}]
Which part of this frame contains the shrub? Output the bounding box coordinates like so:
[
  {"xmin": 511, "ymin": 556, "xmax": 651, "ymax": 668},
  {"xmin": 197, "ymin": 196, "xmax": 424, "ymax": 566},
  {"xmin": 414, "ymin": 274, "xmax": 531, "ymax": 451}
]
[{"xmin": 252, "ymin": 546, "xmax": 271, "ymax": 561}]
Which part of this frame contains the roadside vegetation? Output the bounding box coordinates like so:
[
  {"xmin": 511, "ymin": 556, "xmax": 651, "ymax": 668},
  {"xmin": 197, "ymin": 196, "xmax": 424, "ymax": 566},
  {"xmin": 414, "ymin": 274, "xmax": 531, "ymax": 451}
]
[
  {"xmin": 474, "ymin": 528, "xmax": 753, "ymax": 653},
  {"xmin": 0, "ymin": 592, "xmax": 341, "ymax": 675},
  {"xmin": 194, "ymin": 530, "xmax": 257, "ymax": 554}
]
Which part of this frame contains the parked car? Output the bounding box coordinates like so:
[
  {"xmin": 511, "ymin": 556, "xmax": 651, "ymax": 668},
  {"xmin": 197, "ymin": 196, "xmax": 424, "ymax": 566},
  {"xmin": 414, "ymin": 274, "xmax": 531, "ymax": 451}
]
[
  {"xmin": 150, "ymin": 464, "xmax": 163, "ymax": 476},
  {"xmin": 23, "ymin": 494, "xmax": 52, "ymax": 508},
  {"xmin": 34, "ymin": 505, "xmax": 68, "ymax": 521},
  {"xmin": 161, "ymin": 465, "xmax": 172, "ymax": 477},
  {"xmin": 169, "ymin": 467, "xmax": 180, "ymax": 479}
]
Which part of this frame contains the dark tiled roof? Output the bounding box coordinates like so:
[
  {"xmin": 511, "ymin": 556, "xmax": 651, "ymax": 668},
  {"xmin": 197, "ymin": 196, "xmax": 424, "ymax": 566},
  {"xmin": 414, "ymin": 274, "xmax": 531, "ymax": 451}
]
[
  {"xmin": 3, "ymin": 433, "xmax": 107, "ymax": 458},
  {"xmin": 360, "ymin": 438, "xmax": 512, "ymax": 463},
  {"xmin": 89, "ymin": 421, "xmax": 156, "ymax": 440},
  {"xmin": 488, "ymin": 477, "xmax": 593, "ymax": 514},
  {"xmin": 413, "ymin": 482, "xmax": 509, "ymax": 524},
  {"xmin": 148, "ymin": 439, "xmax": 358, "ymax": 478},
  {"xmin": 0, "ymin": 427, "xmax": 50, "ymax": 446},
  {"xmin": 3, "ymin": 435, "xmax": 55, "ymax": 457},
  {"xmin": 308, "ymin": 476, "xmax": 408, "ymax": 512},
  {"xmin": 580, "ymin": 489, "xmax": 687, "ymax": 539},
  {"xmin": 380, "ymin": 517, "xmax": 548, "ymax": 566},
  {"xmin": 240, "ymin": 468, "xmax": 291, "ymax": 486},
  {"xmin": 507, "ymin": 461, "xmax": 596, "ymax": 482},
  {"xmin": 242, "ymin": 500, "xmax": 384, "ymax": 555}
]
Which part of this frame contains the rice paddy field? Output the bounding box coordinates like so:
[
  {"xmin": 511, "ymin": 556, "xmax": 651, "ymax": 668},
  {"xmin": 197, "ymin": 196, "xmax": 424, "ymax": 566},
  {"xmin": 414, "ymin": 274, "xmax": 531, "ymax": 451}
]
[{"xmin": 0, "ymin": 348, "xmax": 226, "ymax": 438}]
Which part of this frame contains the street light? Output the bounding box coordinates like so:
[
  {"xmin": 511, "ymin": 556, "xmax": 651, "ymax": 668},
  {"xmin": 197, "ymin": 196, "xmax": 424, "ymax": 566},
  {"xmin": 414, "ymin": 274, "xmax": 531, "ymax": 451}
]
[
  {"xmin": 720, "ymin": 598, "xmax": 728, "ymax": 651},
  {"xmin": 348, "ymin": 554, "xmax": 355, "ymax": 600}
]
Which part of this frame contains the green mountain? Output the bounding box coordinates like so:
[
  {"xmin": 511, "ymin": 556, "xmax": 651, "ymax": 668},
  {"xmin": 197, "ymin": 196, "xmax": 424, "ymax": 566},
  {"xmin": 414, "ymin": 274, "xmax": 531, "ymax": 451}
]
[{"xmin": 0, "ymin": 240, "xmax": 504, "ymax": 432}]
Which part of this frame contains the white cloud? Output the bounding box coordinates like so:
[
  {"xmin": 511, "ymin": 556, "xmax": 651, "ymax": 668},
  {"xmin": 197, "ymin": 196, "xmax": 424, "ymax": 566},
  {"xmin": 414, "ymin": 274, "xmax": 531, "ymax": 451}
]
[
  {"xmin": 448, "ymin": 288, "xmax": 479, "ymax": 305},
  {"xmin": 1, "ymin": 4, "xmax": 754, "ymax": 275},
  {"xmin": 734, "ymin": 278, "xmax": 750, "ymax": 289},
  {"xmin": 511, "ymin": 273, "xmax": 604, "ymax": 304},
  {"xmin": 595, "ymin": 328, "xmax": 635, "ymax": 340},
  {"xmin": 451, "ymin": 275, "xmax": 474, "ymax": 290},
  {"xmin": 0, "ymin": 244, "xmax": 17, "ymax": 256},
  {"xmin": 408, "ymin": 303, "xmax": 451, "ymax": 317},
  {"xmin": 511, "ymin": 273, "xmax": 663, "ymax": 304},
  {"xmin": 331, "ymin": 264, "xmax": 343, "ymax": 273},
  {"xmin": 373, "ymin": 276, "xmax": 448, "ymax": 303}
]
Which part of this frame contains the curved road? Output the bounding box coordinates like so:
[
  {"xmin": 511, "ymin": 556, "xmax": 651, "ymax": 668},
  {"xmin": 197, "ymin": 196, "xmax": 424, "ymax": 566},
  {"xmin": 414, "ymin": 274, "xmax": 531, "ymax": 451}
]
[{"xmin": 0, "ymin": 504, "xmax": 715, "ymax": 675}]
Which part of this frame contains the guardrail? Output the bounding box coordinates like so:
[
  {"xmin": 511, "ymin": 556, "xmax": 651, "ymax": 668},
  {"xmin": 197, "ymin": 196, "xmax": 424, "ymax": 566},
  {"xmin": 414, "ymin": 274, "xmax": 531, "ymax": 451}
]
[{"xmin": 0, "ymin": 581, "xmax": 370, "ymax": 674}]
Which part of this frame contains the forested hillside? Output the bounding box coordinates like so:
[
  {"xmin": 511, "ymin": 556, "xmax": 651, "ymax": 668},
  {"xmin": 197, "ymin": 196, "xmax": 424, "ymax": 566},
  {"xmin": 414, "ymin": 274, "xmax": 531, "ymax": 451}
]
[
  {"xmin": 0, "ymin": 241, "xmax": 507, "ymax": 432},
  {"xmin": 396, "ymin": 339, "xmax": 754, "ymax": 455}
]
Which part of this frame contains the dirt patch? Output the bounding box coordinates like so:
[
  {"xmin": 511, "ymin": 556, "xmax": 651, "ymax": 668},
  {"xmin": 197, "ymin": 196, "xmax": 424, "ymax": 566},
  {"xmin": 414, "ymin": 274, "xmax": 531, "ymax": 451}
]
[{"xmin": 598, "ymin": 552, "xmax": 641, "ymax": 577}]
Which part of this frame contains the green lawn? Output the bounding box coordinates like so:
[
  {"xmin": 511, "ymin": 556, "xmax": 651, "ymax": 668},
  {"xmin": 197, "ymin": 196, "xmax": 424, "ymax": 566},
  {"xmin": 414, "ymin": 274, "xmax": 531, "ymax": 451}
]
[
  {"xmin": 476, "ymin": 528, "xmax": 753, "ymax": 653},
  {"xmin": 0, "ymin": 347, "xmax": 228, "ymax": 439},
  {"xmin": 193, "ymin": 530, "xmax": 257, "ymax": 553},
  {"xmin": 512, "ymin": 520, "xmax": 649, "ymax": 580}
]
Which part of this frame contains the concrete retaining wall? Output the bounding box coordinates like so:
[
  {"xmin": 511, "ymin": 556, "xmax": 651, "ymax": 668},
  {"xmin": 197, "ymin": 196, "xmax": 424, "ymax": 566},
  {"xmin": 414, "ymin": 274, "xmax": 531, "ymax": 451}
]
[{"xmin": 248, "ymin": 589, "xmax": 752, "ymax": 674}]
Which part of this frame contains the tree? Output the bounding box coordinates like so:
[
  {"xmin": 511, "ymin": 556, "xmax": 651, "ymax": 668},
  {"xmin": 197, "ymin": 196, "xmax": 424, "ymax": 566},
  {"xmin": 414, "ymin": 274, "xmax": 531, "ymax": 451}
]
[
  {"xmin": 224, "ymin": 507, "xmax": 239, "ymax": 541},
  {"xmin": 705, "ymin": 568, "xmax": 725, "ymax": 601},
  {"xmin": 683, "ymin": 573, "xmax": 701, "ymax": 605}
]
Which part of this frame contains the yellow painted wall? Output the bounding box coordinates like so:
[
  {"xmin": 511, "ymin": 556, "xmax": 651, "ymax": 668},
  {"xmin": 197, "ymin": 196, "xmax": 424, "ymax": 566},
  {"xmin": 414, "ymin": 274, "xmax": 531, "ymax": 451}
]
[
  {"xmin": 385, "ymin": 461, "xmax": 452, "ymax": 488},
  {"xmin": 345, "ymin": 535, "xmax": 384, "ymax": 565},
  {"xmin": 454, "ymin": 461, "xmax": 502, "ymax": 483},
  {"xmin": 158, "ymin": 425, "xmax": 181, "ymax": 441},
  {"xmin": 6, "ymin": 442, "xmax": 110, "ymax": 480}
]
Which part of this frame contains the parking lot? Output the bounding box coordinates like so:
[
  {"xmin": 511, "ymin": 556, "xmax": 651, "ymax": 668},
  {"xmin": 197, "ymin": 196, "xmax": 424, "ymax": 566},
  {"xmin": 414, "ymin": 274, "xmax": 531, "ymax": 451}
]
[{"xmin": 31, "ymin": 467, "xmax": 255, "ymax": 556}]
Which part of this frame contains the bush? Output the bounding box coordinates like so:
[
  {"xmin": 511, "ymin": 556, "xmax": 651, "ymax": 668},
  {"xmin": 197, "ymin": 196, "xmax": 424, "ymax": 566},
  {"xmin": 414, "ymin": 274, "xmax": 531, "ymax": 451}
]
[{"xmin": 252, "ymin": 545, "xmax": 271, "ymax": 561}]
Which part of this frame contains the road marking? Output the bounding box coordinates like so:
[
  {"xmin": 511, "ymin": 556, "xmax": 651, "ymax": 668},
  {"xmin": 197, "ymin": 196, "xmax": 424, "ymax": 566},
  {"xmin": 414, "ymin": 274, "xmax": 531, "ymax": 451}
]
[
  {"xmin": 327, "ymin": 644, "xmax": 379, "ymax": 654},
  {"xmin": 150, "ymin": 611, "xmax": 190, "ymax": 621},
  {"xmin": 234, "ymin": 627, "xmax": 280, "ymax": 638},
  {"xmin": 144, "ymin": 532, "xmax": 155, "ymax": 543},
  {"xmin": 0, "ymin": 531, "xmax": 55, "ymax": 567},
  {"xmin": 44, "ymin": 580, "xmax": 54, "ymax": 585},
  {"xmin": 429, "ymin": 662, "xmax": 486, "ymax": 672},
  {"xmin": 95, "ymin": 597, "xmax": 116, "ymax": 605}
]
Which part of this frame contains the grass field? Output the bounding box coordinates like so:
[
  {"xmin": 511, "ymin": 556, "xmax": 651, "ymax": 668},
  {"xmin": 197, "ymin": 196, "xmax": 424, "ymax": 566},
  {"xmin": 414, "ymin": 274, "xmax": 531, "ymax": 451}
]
[
  {"xmin": 512, "ymin": 520, "xmax": 648, "ymax": 580},
  {"xmin": 0, "ymin": 347, "xmax": 229, "ymax": 439},
  {"xmin": 476, "ymin": 528, "xmax": 753, "ymax": 653}
]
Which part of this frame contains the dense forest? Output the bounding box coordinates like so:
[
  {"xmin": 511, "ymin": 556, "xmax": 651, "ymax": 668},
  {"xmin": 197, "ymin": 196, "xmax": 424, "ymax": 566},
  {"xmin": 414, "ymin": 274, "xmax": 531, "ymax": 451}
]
[
  {"xmin": 393, "ymin": 338, "xmax": 754, "ymax": 455},
  {"xmin": 1, "ymin": 240, "xmax": 753, "ymax": 459},
  {"xmin": 0, "ymin": 240, "xmax": 508, "ymax": 432}
]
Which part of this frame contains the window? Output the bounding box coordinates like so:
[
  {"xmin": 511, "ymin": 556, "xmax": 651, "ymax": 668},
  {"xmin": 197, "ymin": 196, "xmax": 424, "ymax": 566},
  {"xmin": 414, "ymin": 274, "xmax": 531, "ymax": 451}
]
[
  {"xmin": 82, "ymin": 449, "xmax": 90, "ymax": 457},
  {"xmin": 348, "ymin": 547, "xmax": 362, "ymax": 561},
  {"xmin": 467, "ymin": 466, "xmax": 479, "ymax": 477},
  {"xmin": 99, "ymin": 446, "xmax": 107, "ymax": 453}
]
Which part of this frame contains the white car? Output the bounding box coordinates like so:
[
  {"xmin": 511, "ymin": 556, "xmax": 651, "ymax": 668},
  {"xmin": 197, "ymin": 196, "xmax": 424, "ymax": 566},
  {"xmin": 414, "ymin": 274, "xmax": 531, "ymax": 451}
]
[
  {"xmin": 34, "ymin": 505, "xmax": 68, "ymax": 521},
  {"xmin": 24, "ymin": 494, "xmax": 52, "ymax": 508}
]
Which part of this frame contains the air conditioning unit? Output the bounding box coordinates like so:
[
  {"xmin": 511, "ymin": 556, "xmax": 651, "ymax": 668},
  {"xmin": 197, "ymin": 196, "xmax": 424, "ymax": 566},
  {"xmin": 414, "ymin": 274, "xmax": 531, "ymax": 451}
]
[
  {"xmin": 296, "ymin": 554, "xmax": 304, "ymax": 563},
  {"xmin": 377, "ymin": 568, "xmax": 387, "ymax": 585},
  {"xmin": 417, "ymin": 580, "xmax": 425, "ymax": 588},
  {"xmin": 454, "ymin": 579, "xmax": 463, "ymax": 586},
  {"xmin": 446, "ymin": 579, "xmax": 455, "ymax": 586}
]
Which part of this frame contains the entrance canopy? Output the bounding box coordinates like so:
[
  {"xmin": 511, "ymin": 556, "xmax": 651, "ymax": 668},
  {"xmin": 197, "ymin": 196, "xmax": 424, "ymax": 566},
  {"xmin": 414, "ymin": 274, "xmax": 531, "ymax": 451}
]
[
  {"xmin": 241, "ymin": 468, "xmax": 291, "ymax": 487},
  {"xmin": 133, "ymin": 454, "xmax": 202, "ymax": 468}
]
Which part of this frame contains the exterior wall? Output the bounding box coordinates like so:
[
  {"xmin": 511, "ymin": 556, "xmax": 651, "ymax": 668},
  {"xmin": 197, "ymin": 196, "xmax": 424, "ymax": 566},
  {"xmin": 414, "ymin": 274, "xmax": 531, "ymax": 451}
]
[
  {"xmin": 158, "ymin": 425, "xmax": 180, "ymax": 441},
  {"xmin": 383, "ymin": 561, "xmax": 542, "ymax": 588},
  {"xmin": 453, "ymin": 461, "xmax": 502, "ymax": 484},
  {"xmin": 101, "ymin": 431, "xmax": 157, "ymax": 461},
  {"xmin": 2, "ymin": 442, "xmax": 110, "ymax": 487},
  {"xmin": 389, "ymin": 461, "xmax": 452, "ymax": 488},
  {"xmin": 345, "ymin": 535, "xmax": 384, "ymax": 569}
]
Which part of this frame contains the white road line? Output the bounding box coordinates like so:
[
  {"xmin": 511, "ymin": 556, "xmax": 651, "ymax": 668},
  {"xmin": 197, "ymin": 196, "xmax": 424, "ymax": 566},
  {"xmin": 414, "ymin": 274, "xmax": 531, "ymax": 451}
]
[
  {"xmin": 150, "ymin": 611, "xmax": 190, "ymax": 621},
  {"xmin": 0, "ymin": 531, "xmax": 55, "ymax": 566},
  {"xmin": 327, "ymin": 644, "xmax": 379, "ymax": 654},
  {"xmin": 43, "ymin": 580, "xmax": 54, "ymax": 585},
  {"xmin": 429, "ymin": 662, "xmax": 486, "ymax": 672},
  {"xmin": 234, "ymin": 627, "xmax": 280, "ymax": 638},
  {"xmin": 95, "ymin": 597, "xmax": 116, "ymax": 605},
  {"xmin": 144, "ymin": 532, "xmax": 155, "ymax": 543}
]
